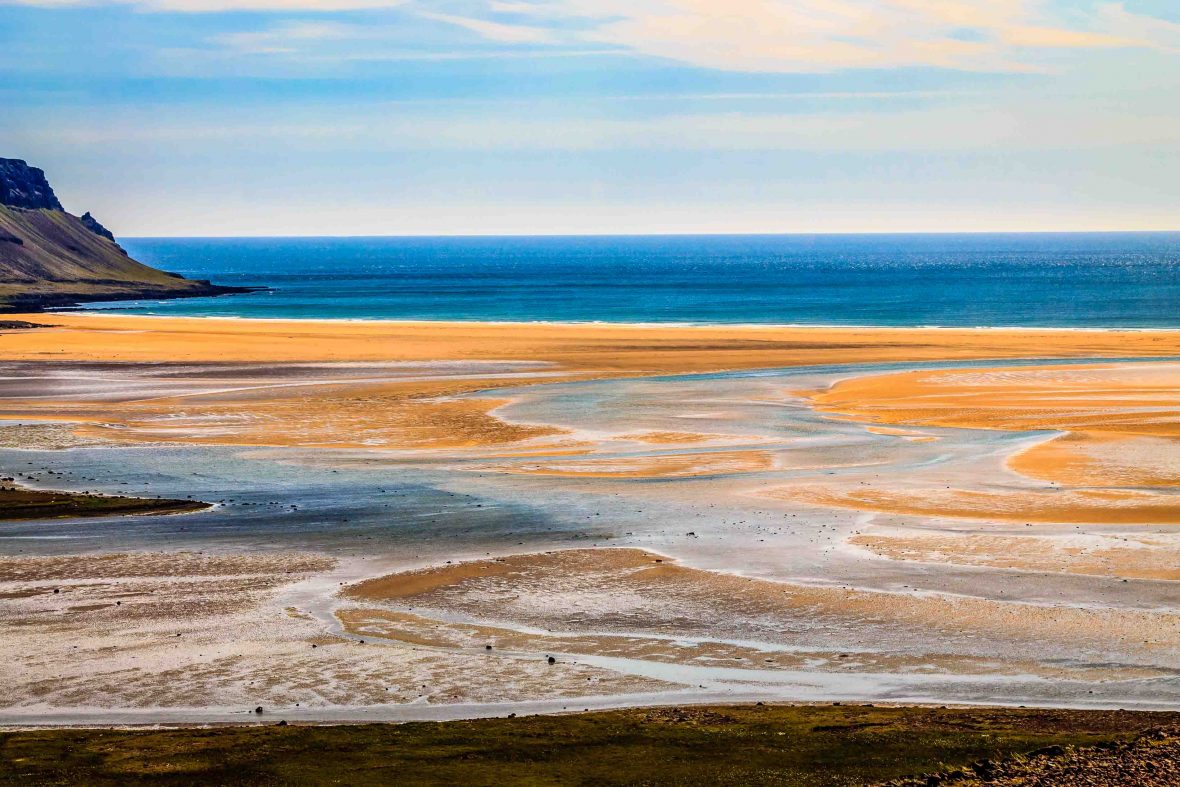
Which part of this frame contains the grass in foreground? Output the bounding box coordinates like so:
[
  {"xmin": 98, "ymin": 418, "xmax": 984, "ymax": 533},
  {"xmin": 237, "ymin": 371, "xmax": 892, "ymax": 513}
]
[
  {"xmin": 2, "ymin": 705, "xmax": 1177, "ymax": 786},
  {"xmin": 0, "ymin": 486, "xmax": 209, "ymax": 520}
]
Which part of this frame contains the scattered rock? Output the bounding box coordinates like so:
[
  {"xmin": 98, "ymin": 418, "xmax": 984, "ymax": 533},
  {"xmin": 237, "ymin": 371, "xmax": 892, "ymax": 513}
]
[
  {"xmin": 641, "ymin": 707, "xmax": 735, "ymax": 726},
  {"xmin": 880, "ymin": 726, "xmax": 1180, "ymax": 786}
]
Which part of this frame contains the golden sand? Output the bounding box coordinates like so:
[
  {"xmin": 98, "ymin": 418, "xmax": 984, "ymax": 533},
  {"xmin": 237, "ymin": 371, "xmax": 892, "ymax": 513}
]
[
  {"xmin": 8, "ymin": 313, "xmax": 1180, "ymax": 369},
  {"xmin": 1010, "ymin": 433, "xmax": 1180, "ymax": 488},
  {"xmin": 9, "ymin": 317, "xmax": 1180, "ymax": 711},
  {"xmin": 799, "ymin": 362, "xmax": 1180, "ymax": 523},
  {"xmin": 772, "ymin": 484, "xmax": 1180, "ymax": 525},
  {"xmin": 343, "ymin": 548, "xmax": 1180, "ymax": 669},
  {"xmin": 808, "ymin": 363, "xmax": 1180, "ymax": 436},
  {"xmin": 863, "ymin": 425, "xmax": 938, "ymax": 442},
  {"xmin": 483, "ymin": 449, "xmax": 776, "ymax": 478},
  {"xmin": 5, "ymin": 315, "xmax": 1180, "ymax": 455},
  {"xmin": 64, "ymin": 381, "xmax": 562, "ymax": 451},
  {"xmin": 344, "ymin": 548, "xmax": 666, "ymax": 601},
  {"xmin": 850, "ymin": 531, "xmax": 1180, "ymax": 581},
  {"xmin": 621, "ymin": 431, "xmax": 719, "ymax": 444}
]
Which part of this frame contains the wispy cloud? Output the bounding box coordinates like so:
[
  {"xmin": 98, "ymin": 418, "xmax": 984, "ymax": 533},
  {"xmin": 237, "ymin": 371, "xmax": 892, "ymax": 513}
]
[
  {"xmin": 7, "ymin": 0, "xmax": 408, "ymax": 9},
  {"xmin": 205, "ymin": 1, "xmax": 1180, "ymax": 72},
  {"xmin": 484, "ymin": 0, "xmax": 1171, "ymax": 73},
  {"xmin": 6, "ymin": 0, "xmax": 1179, "ymax": 73},
  {"xmin": 213, "ymin": 20, "xmax": 360, "ymax": 53},
  {"xmin": 18, "ymin": 90, "xmax": 1180, "ymax": 153},
  {"xmin": 418, "ymin": 10, "xmax": 554, "ymax": 44}
]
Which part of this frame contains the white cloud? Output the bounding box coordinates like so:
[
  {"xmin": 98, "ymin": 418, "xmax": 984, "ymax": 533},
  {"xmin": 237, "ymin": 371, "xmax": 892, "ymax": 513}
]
[
  {"xmin": 418, "ymin": 10, "xmax": 554, "ymax": 43},
  {"xmin": 471, "ymin": 0, "xmax": 1176, "ymax": 72},
  {"xmin": 6, "ymin": 0, "xmax": 1179, "ymax": 73},
  {"xmin": 18, "ymin": 92, "xmax": 1180, "ymax": 153},
  {"xmin": 1095, "ymin": 2, "xmax": 1180, "ymax": 52},
  {"xmin": 213, "ymin": 20, "xmax": 359, "ymax": 53},
  {"xmin": 7, "ymin": 0, "xmax": 407, "ymax": 9}
]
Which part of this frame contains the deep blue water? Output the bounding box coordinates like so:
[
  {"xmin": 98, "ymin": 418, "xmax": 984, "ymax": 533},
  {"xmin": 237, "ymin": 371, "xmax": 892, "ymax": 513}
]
[{"xmin": 102, "ymin": 233, "xmax": 1180, "ymax": 327}]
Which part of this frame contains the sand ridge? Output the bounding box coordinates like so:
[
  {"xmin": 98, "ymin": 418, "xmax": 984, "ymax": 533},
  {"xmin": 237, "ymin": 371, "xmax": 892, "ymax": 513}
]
[
  {"xmin": 0, "ymin": 551, "xmax": 675, "ymax": 714},
  {"xmin": 341, "ymin": 548, "xmax": 1180, "ymax": 677},
  {"xmin": 796, "ymin": 362, "xmax": 1180, "ymax": 524},
  {"xmin": 5, "ymin": 315, "xmax": 1180, "ymax": 455}
]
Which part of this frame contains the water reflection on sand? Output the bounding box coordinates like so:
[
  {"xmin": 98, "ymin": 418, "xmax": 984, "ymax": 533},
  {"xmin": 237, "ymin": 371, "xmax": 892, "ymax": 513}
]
[{"xmin": 1, "ymin": 357, "xmax": 1178, "ymax": 723}]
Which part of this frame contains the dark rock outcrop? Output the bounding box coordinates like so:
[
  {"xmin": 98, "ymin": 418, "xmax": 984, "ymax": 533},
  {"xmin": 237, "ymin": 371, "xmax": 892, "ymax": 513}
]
[
  {"xmin": 0, "ymin": 159, "xmax": 64, "ymax": 211},
  {"xmin": 79, "ymin": 211, "xmax": 127, "ymax": 254},
  {"xmin": 79, "ymin": 211, "xmax": 116, "ymax": 242}
]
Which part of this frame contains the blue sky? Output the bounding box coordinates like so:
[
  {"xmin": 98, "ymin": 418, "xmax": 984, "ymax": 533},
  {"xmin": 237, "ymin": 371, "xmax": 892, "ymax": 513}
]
[{"xmin": 2, "ymin": 0, "xmax": 1179, "ymax": 235}]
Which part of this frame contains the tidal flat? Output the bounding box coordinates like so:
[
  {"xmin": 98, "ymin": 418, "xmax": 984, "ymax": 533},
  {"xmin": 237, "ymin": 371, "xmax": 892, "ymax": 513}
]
[{"xmin": 1, "ymin": 316, "xmax": 1178, "ymax": 727}]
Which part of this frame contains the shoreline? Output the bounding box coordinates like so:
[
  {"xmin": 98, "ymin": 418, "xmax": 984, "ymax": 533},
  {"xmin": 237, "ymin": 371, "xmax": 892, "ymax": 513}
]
[
  {"xmin": 3, "ymin": 698, "xmax": 1177, "ymax": 731},
  {"xmin": 52, "ymin": 308, "xmax": 1180, "ymax": 332},
  {"xmin": 10, "ymin": 313, "xmax": 1180, "ymax": 370},
  {"xmin": 0, "ymin": 284, "xmax": 261, "ymax": 316}
]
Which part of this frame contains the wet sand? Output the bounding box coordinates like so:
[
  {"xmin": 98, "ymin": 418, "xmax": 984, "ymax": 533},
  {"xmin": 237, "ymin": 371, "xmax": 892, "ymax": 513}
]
[
  {"xmin": 342, "ymin": 548, "xmax": 1179, "ymax": 681},
  {"xmin": 483, "ymin": 449, "xmax": 777, "ymax": 478},
  {"xmin": 0, "ymin": 551, "xmax": 671, "ymax": 717},
  {"xmin": 1, "ymin": 315, "xmax": 1179, "ymax": 723},
  {"xmin": 794, "ymin": 362, "xmax": 1180, "ymax": 524},
  {"xmin": 1011, "ymin": 432, "xmax": 1180, "ymax": 488},
  {"xmin": 808, "ymin": 362, "xmax": 1180, "ymax": 432},
  {"xmin": 3, "ymin": 316, "xmax": 1180, "ymax": 455},
  {"xmin": 773, "ymin": 484, "xmax": 1180, "ymax": 524},
  {"xmin": 850, "ymin": 528, "xmax": 1180, "ymax": 581}
]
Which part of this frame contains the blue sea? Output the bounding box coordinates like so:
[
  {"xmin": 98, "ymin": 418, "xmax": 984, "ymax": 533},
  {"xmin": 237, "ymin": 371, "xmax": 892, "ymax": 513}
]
[{"xmin": 105, "ymin": 233, "xmax": 1180, "ymax": 327}]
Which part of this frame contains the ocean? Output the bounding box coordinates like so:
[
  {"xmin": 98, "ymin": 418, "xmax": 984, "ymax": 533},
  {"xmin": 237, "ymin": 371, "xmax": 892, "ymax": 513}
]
[{"xmin": 106, "ymin": 232, "xmax": 1180, "ymax": 327}]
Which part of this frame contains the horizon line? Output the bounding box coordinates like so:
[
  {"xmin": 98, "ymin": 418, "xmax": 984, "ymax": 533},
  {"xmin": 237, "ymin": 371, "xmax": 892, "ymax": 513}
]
[{"xmin": 121, "ymin": 228, "xmax": 1180, "ymax": 240}]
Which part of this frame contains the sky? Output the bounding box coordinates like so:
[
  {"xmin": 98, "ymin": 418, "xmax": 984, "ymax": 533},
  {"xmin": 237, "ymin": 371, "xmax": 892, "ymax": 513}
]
[{"xmin": 2, "ymin": 1, "xmax": 1179, "ymax": 236}]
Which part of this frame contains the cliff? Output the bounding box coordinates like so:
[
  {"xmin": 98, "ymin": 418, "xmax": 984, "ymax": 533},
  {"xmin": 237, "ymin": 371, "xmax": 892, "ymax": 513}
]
[
  {"xmin": 0, "ymin": 158, "xmax": 251, "ymax": 311},
  {"xmin": 0, "ymin": 159, "xmax": 63, "ymax": 210}
]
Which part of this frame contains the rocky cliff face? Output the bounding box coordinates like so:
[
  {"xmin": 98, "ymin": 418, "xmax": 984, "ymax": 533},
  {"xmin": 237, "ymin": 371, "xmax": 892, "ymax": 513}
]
[
  {"xmin": 0, "ymin": 159, "xmax": 64, "ymax": 211},
  {"xmin": 0, "ymin": 157, "xmax": 251, "ymax": 311}
]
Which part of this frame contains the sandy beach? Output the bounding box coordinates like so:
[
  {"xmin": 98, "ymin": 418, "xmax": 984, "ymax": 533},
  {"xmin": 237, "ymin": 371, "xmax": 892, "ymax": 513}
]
[
  {"xmin": 5, "ymin": 313, "xmax": 1180, "ymax": 452},
  {"xmin": 9, "ymin": 312, "xmax": 1180, "ymax": 366},
  {"xmin": 1, "ymin": 313, "xmax": 1179, "ymax": 724}
]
